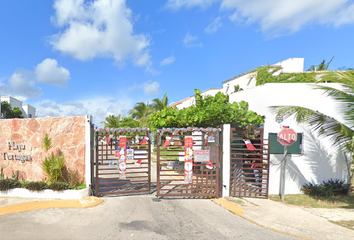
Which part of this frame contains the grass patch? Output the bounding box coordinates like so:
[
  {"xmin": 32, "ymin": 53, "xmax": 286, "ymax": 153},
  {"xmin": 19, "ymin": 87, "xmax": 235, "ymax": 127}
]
[
  {"xmin": 330, "ymin": 220, "xmax": 354, "ymax": 230},
  {"xmin": 269, "ymin": 194, "xmax": 354, "ymax": 209}
]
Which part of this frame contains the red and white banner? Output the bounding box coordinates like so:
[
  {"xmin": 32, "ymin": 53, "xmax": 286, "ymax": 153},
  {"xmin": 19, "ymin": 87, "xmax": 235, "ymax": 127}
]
[
  {"xmin": 184, "ymin": 137, "xmax": 193, "ymax": 184},
  {"xmin": 118, "ymin": 136, "xmax": 127, "ymax": 179}
]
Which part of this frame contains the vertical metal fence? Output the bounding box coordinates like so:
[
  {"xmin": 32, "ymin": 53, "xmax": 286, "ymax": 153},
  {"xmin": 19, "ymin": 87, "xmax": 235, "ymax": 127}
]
[
  {"xmin": 93, "ymin": 128, "xmax": 151, "ymax": 196},
  {"xmin": 230, "ymin": 127, "xmax": 270, "ymax": 198},
  {"xmin": 156, "ymin": 128, "xmax": 221, "ymax": 198}
]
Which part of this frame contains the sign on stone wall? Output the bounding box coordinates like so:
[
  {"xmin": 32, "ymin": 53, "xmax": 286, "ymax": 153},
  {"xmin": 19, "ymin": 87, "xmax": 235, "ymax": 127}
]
[{"xmin": 0, "ymin": 117, "xmax": 86, "ymax": 182}]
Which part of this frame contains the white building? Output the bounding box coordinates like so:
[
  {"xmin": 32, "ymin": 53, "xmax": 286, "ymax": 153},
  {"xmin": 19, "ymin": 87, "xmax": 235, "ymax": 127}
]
[
  {"xmin": 0, "ymin": 96, "xmax": 36, "ymax": 118},
  {"xmin": 171, "ymin": 57, "xmax": 350, "ymax": 195}
]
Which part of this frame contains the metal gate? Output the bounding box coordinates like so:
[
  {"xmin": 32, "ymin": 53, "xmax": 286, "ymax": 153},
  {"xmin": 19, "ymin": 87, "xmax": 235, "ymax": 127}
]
[
  {"xmin": 93, "ymin": 128, "xmax": 151, "ymax": 196},
  {"xmin": 230, "ymin": 127, "xmax": 270, "ymax": 198},
  {"xmin": 156, "ymin": 128, "xmax": 222, "ymax": 198}
]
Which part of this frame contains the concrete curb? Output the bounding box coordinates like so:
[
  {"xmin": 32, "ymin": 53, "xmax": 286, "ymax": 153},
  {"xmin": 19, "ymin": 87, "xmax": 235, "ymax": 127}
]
[
  {"xmin": 212, "ymin": 198, "xmax": 314, "ymax": 240},
  {"xmin": 0, "ymin": 196, "xmax": 104, "ymax": 216}
]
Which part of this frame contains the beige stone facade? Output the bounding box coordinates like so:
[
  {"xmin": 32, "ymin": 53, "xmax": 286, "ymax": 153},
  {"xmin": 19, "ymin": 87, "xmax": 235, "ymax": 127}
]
[{"xmin": 0, "ymin": 116, "xmax": 86, "ymax": 182}]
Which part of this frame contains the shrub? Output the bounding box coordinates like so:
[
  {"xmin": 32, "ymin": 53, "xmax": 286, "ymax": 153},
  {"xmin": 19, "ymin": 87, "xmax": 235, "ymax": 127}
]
[
  {"xmin": 302, "ymin": 179, "xmax": 349, "ymax": 197},
  {"xmin": 0, "ymin": 179, "xmax": 21, "ymax": 192},
  {"xmin": 41, "ymin": 152, "xmax": 65, "ymax": 184},
  {"xmin": 48, "ymin": 182, "xmax": 70, "ymax": 191},
  {"xmin": 25, "ymin": 181, "xmax": 47, "ymax": 192}
]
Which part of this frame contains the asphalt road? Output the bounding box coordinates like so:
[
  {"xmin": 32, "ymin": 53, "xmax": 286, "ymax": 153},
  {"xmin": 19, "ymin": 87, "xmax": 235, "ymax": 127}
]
[{"xmin": 0, "ymin": 195, "xmax": 299, "ymax": 240}]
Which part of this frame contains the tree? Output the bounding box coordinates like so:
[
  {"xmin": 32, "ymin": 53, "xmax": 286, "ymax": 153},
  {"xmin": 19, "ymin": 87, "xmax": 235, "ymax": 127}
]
[
  {"xmin": 149, "ymin": 89, "xmax": 264, "ymax": 131},
  {"xmin": 307, "ymin": 56, "xmax": 334, "ymax": 71},
  {"xmin": 1, "ymin": 101, "xmax": 24, "ymax": 118},
  {"xmin": 274, "ymin": 71, "xmax": 354, "ymax": 194},
  {"xmin": 152, "ymin": 92, "xmax": 169, "ymax": 111},
  {"xmin": 129, "ymin": 102, "xmax": 154, "ymax": 127},
  {"xmin": 101, "ymin": 114, "xmax": 121, "ymax": 128},
  {"xmin": 118, "ymin": 116, "xmax": 139, "ymax": 128}
]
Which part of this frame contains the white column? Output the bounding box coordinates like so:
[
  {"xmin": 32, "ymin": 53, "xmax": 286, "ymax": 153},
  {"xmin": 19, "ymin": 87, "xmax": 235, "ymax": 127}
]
[
  {"xmin": 222, "ymin": 124, "xmax": 231, "ymax": 198},
  {"xmin": 85, "ymin": 115, "xmax": 93, "ymax": 188}
]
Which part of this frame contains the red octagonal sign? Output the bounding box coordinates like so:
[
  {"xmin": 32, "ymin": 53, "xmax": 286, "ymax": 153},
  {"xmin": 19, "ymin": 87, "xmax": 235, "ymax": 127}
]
[{"xmin": 277, "ymin": 128, "xmax": 297, "ymax": 146}]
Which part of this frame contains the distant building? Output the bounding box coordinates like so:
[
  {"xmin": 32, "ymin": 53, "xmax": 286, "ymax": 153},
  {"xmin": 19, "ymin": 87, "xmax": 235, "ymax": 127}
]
[{"xmin": 0, "ymin": 96, "xmax": 36, "ymax": 118}]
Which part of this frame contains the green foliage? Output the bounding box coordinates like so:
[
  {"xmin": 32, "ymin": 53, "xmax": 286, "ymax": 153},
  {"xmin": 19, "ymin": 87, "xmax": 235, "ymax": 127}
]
[
  {"xmin": 149, "ymin": 89, "xmax": 264, "ymax": 130},
  {"xmin": 152, "ymin": 92, "xmax": 169, "ymax": 111},
  {"xmin": 308, "ymin": 56, "xmax": 334, "ymax": 71},
  {"xmin": 25, "ymin": 181, "xmax": 48, "ymax": 192},
  {"xmin": 118, "ymin": 116, "xmax": 140, "ymax": 128},
  {"xmin": 48, "ymin": 182, "xmax": 70, "ymax": 191},
  {"xmin": 101, "ymin": 114, "xmax": 121, "ymax": 128},
  {"xmin": 62, "ymin": 168, "xmax": 84, "ymax": 189},
  {"xmin": 129, "ymin": 102, "xmax": 154, "ymax": 127},
  {"xmin": 302, "ymin": 179, "xmax": 349, "ymax": 197},
  {"xmin": 0, "ymin": 179, "xmax": 21, "ymax": 192},
  {"xmin": 41, "ymin": 152, "xmax": 65, "ymax": 184},
  {"xmin": 42, "ymin": 133, "xmax": 52, "ymax": 152},
  {"xmin": 234, "ymin": 85, "xmax": 243, "ymax": 92},
  {"xmin": 1, "ymin": 101, "xmax": 24, "ymax": 119},
  {"xmin": 256, "ymin": 66, "xmax": 317, "ymax": 86}
]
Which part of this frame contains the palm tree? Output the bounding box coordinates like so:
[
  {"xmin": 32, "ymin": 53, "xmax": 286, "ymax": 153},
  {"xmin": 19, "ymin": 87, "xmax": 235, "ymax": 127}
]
[
  {"xmin": 152, "ymin": 92, "xmax": 169, "ymax": 111},
  {"xmin": 129, "ymin": 102, "xmax": 154, "ymax": 127},
  {"xmin": 101, "ymin": 114, "xmax": 121, "ymax": 128},
  {"xmin": 274, "ymin": 71, "xmax": 354, "ymax": 193},
  {"xmin": 307, "ymin": 56, "xmax": 334, "ymax": 71}
]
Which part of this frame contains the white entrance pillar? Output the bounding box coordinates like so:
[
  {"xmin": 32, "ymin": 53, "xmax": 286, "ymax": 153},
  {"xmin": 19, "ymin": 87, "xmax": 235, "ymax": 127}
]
[
  {"xmin": 85, "ymin": 115, "xmax": 93, "ymax": 188},
  {"xmin": 222, "ymin": 124, "xmax": 231, "ymax": 197}
]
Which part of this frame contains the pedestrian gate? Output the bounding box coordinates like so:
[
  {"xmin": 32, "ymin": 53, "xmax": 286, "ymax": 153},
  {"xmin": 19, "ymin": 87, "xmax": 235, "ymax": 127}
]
[
  {"xmin": 156, "ymin": 128, "xmax": 222, "ymax": 198},
  {"xmin": 93, "ymin": 128, "xmax": 151, "ymax": 196},
  {"xmin": 230, "ymin": 127, "xmax": 270, "ymax": 198}
]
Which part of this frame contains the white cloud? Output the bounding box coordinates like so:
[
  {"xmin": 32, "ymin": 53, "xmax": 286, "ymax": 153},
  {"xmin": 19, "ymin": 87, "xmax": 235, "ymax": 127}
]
[
  {"xmin": 50, "ymin": 0, "xmax": 153, "ymax": 71},
  {"xmin": 160, "ymin": 55, "xmax": 176, "ymax": 66},
  {"xmin": 128, "ymin": 80, "xmax": 160, "ymax": 95},
  {"xmin": 35, "ymin": 95, "xmax": 134, "ymax": 127},
  {"xmin": 143, "ymin": 80, "xmax": 159, "ymax": 95},
  {"xmin": 205, "ymin": 17, "xmax": 222, "ymax": 33},
  {"xmin": 183, "ymin": 32, "xmax": 203, "ymax": 48},
  {"xmin": 35, "ymin": 58, "xmax": 70, "ymax": 87},
  {"xmin": 165, "ymin": 0, "xmax": 354, "ymax": 35},
  {"xmin": 0, "ymin": 58, "xmax": 70, "ymax": 100},
  {"xmin": 0, "ymin": 69, "xmax": 42, "ymax": 99},
  {"xmin": 164, "ymin": 0, "xmax": 217, "ymax": 10},
  {"xmin": 221, "ymin": 0, "xmax": 354, "ymax": 34}
]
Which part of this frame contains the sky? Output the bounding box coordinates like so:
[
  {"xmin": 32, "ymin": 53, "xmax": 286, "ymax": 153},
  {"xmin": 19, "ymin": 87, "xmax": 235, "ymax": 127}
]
[{"xmin": 1, "ymin": 0, "xmax": 354, "ymax": 127}]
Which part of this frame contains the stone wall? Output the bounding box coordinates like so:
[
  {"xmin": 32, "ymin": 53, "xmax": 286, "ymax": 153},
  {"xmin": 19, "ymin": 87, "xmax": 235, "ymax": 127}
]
[{"xmin": 0, "ymin": 116, "xmax": 86, "ymax": 182}]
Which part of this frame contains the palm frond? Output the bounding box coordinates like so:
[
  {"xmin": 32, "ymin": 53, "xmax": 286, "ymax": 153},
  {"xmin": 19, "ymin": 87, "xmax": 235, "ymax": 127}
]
[{"xmin": 272, "ymin": 105, "xmax": 354, "ymax": 149}]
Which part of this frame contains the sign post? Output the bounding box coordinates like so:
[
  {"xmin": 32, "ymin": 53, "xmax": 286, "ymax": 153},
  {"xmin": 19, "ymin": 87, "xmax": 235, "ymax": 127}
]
[{"xmin": 277, "ymin": 128, "xmax": 297, "ymax": 201}]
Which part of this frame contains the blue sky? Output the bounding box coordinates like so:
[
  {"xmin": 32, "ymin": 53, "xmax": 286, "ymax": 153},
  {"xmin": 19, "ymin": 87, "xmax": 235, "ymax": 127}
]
[{"xmin": 1, "ymin": 0, "xmax": 354, "ymax": 126}]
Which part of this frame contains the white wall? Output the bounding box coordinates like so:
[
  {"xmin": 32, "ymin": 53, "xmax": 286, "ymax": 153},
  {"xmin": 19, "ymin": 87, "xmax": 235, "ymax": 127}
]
[
  {"xmin": 273, "ymin": 58, "xmax": 304, "ymax": 73},
  {"xmin": 223, "ymin": 73, "xmax": 256, "ymax": 94},
  {"xmin": 22, "ymin": 104, "xmax": 36, "ymax": 118},
  {"xmin": 229, "ymin": 83, "xmax": 349, "ymax": 194}
]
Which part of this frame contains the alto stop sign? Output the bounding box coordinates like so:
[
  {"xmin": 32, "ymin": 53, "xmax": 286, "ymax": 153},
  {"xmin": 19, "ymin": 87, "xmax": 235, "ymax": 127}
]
[{"xmin": 277, "ymin": 128, "xmax": 297, "ymax": 146}]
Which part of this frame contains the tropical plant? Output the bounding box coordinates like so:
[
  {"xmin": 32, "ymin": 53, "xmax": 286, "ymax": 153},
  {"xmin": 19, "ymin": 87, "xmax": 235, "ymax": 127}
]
[
  {"xmin": 149, "ymin": 89, "xmax": 264, "ymax": 130},
  {"xmin": 101, "ymin": 114, "xmax": 121, "ymax": 128},
  {"xmin": 274, "ymin": 71, "xmax": 354, "ymax": 194},
  {"xmin": 118, "ymin": 116, "xmax": 140, "ymax": 128},
  {"xmin": 41, "ymin": 152, "xmax": 65, "ymax": 184},
  {"xmin": 129, "ymin": 102, "xmax": 154, "ymax": 127},
  {"xmin": 42, "ymin": 133, "xmax": 52, "ymax": 152},
  {"xmin": 152, "ymin": 92, "xmax": 169, "ymax": 111},
  {"xmin": 307, "ymin": 56, "xmax": 334, "ymax": 71}
]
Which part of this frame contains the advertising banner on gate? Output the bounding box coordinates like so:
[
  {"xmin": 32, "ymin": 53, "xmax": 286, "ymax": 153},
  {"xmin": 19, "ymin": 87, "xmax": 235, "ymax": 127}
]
[
  {"xmin": 194, "ymin": 150, "xmax": 210, "ymax": 162},
  {"xmin": 118, "ymin": 136, "xmax": 127, "ymax": 179},
  {"xmin": 184, "ymin": 137, "xmax": 193, "ymax": 184}
]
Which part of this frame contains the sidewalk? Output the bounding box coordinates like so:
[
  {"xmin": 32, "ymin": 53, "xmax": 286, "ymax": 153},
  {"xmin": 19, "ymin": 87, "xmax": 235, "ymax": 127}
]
[{"xmin": 219, "ymin": 197, "xmax": 354, "ymax": 240}]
